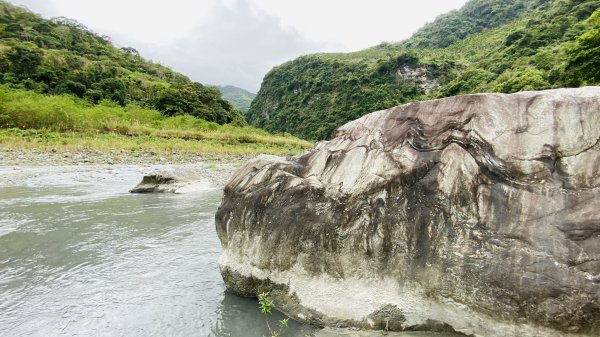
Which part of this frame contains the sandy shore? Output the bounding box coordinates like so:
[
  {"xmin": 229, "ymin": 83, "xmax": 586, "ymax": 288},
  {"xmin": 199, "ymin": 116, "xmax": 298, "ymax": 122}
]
[{"xmin": 0, "ymin": 149, "xmax": 252, "ymax": 188}]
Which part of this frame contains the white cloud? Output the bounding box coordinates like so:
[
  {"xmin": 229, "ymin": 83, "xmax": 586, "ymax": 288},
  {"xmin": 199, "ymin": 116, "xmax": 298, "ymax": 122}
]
[
  {"xmin": 147, "ymin": 0, "xmax": 332, "ymax": 92},
  {"xmin": 7, "ymin": 0, "xmax": 56, "ymax": 16},
  {"xmin": 250, "ymin": 0, "xmax": 469, "ymax": 51},
  {"xmin": 7, "ymin": 0, "xmax": 468, "ymax": 92}
]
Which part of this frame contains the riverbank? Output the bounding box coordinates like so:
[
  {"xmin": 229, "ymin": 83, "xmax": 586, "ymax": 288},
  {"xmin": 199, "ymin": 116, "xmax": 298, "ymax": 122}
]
[
  {"xmin": 0, "ymin": 148, "xmax": 252, "ymax": 166},
  {"xmin": 0, "ymin": 148, "xmax": 251, "ymax": 188},
  {"xmin": 0, "ymin": 128, "xmax": 312, "ymax": 158}
]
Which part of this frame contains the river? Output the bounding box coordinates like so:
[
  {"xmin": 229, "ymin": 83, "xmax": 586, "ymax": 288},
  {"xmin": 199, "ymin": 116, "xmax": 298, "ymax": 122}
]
[{"xmin": 0, "ymin": 165, "xmax": 315, "ymax": 337}]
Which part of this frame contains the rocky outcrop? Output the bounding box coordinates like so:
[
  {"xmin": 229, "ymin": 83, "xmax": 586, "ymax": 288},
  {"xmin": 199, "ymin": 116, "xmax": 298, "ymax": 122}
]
[
  {"xmin": 216, "ymin": 87, "xmax": 600, "ymax": 336},
  {"xmin": 130, "ymin": 170, "xmax": 212, "ymax": 193},
  {"xmin": 395, "ymin": 66, "xmax": 440, "ymax": 94}
]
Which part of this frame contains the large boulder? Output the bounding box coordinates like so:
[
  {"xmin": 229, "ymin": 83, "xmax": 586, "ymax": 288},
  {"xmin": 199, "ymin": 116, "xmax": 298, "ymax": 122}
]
[{"xmin": 215, "ymin": 87, "xmax": 600, "ymax": 337}]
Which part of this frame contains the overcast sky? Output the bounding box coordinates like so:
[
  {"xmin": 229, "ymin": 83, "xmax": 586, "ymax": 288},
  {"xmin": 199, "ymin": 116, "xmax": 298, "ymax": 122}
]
[{"xmin": 10, "ymin": 0, "xmax": 468, "ymax": 92}]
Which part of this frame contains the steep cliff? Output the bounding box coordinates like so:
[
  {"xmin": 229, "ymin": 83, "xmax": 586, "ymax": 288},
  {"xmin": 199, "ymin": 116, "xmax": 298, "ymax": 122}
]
[
  {"xmin": 216, "ymin": 87, "xmax": 600, "ymax": 337},
  {"xmin": 247, "ymin": 0, "xmax": 600, "ymax": 140}
]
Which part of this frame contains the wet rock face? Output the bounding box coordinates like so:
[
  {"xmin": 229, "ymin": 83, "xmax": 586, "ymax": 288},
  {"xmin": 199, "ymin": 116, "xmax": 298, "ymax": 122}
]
[
  {"xmin": 215, "ymin": 87, "xmax": 600, "ymax": 337},
  {"xmin": 130, "ymin": 174, "xmax": 179, "ymax": 193},
  {"xmin": 129, "ymin": 169, "xmax": 212, "ymax": 193}
]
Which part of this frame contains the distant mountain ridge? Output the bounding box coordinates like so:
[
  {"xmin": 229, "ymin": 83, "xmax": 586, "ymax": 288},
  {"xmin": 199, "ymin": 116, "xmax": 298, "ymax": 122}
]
[
  {"xmin": 0, "ymin": 1, "xmax": 244, "ymax": 125},
  {"xmin": 248, "ymin": 0, "xmax": 600, "ymax": 140},
  {"xmin": 218, "ymin": 85, "xmax": 256, "ymax": 114}
]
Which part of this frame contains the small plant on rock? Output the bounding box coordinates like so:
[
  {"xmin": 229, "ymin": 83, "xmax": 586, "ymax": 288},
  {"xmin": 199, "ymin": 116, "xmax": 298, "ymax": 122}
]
[{"xmin": 258, "ymin": 292, "xmax": 288, "ymax": 337}]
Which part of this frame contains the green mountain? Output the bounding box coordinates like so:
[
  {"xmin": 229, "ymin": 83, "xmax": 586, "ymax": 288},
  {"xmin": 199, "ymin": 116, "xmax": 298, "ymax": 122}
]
[
  {"xmin": 248, "ymin": 0, "xmax": 600, "ymax": 140},
  {"xmin": 0, "ymin": 1, "xmax": 244, "ymax": 125},
  {"xmin": 218, "ymin": 85, "xmax": 256, "ymax": 114}
]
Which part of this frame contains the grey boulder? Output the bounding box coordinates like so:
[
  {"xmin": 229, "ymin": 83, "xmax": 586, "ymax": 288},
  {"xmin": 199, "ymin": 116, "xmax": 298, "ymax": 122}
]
[
  {"xmin": 216, "ymin": 87, "xmax": 600, "ymax": 337},
  {"xmin": 130, "ymin": 170, "xmax": 212, "ymax": 193}
]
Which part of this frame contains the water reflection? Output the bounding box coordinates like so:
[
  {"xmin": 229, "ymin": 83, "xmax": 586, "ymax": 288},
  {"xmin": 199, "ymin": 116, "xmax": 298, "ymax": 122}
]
[{"xmin": 210, "ymin": 291, "xmax": 315, "ymax": 337}]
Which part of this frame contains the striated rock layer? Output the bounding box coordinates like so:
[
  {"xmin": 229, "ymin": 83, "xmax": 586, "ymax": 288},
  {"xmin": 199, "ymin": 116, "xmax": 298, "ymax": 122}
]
[{"xmin": 215, "ymin": 87, "xmax": 600, "ymax": 336}]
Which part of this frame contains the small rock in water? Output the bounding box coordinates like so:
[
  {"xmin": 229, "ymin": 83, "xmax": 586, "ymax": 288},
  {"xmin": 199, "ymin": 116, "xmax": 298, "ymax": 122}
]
[{"xmin": 129, "ymin": 170, "xmax": 212, "ymax": 193}]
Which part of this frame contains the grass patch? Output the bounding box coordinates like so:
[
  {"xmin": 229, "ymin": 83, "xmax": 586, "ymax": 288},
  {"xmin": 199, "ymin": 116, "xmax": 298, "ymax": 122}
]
[
  {"xmin": 0, "ymin": 86, "xmax": 313, "ymax": 156},
  {"xmin": 0, "ymin": 129, "xmax": 310, "ymax": 156}
]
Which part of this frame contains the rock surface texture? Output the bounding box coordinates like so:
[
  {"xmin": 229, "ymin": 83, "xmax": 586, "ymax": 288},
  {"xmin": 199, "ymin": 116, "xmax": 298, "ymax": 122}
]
[
  {"xmin": 216, "ymin": 87, "xmax": 600, "ymax": 337},
  {"xmin": 130, "ymin": 169, "xmax": 213, "ymax": 193}
]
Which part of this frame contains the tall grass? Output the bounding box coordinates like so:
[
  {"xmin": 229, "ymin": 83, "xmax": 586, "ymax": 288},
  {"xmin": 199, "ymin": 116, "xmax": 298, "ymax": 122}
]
[
  {"xmin": 0, "ymin": 87, "xmax": 160, "ymax": 132},
  {"xmin": 0, "ymin": 86, "xmax": 313, "ymax": 155}
]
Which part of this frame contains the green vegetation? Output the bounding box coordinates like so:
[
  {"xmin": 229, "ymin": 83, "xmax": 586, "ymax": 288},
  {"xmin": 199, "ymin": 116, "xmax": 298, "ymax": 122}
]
[
  {"xmin": 564, "ymin": 8, "xmax": 600, "ymax": 85},
  {"xmin": 0, "ymin": 1, "xmax": 243, "ymax": 124},
  {"xmin": 258, "ymin": 292, "xmax": 288, "ymax": 337},
  {"xmin": 0, "ymin": 1, "xmax": 312, "ymax": 157},
  {"xmin": 248, "ymin": 0, "xmax": 600, "ymax": 140},
  {"xmin": 405, "ymin": 0, "xmax": 547, "ymax": 48},
  {"xmin": 0, "ymin": 85, "xmax": 312, "ymax": 155},
  {"xmin": 218, "ymin": 85, "xmax": 256, "ymax": 114}
]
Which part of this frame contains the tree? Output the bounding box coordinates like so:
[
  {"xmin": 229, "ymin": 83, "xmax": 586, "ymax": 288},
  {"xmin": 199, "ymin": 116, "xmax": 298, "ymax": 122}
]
[
  {"xmin": 6, "ymin": 43, "xmax": 42, "ymax": 77},
  {"xmin": 54, "ymin": 80, "xmax": 86, "ymax": 98},
  {"xmin": 494, "ymin": 67, "xmax": 550, "ymax": 93},
  {"xmin": 152, "ymin": 83, "xmax": 244, "ymax": 124},
  {"xmin": 96, "ymin": 78, "xmax": 127, "ymax": 105},
  {"xmin": 564, "ymin": 9, "xmax": 600, "ymax": 85}
]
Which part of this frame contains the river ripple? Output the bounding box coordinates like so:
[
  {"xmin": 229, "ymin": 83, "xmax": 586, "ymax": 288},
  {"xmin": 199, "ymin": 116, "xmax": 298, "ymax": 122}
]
[{"xmin": 0, "ymin": 165, "xmax": 314, "ymax": 337}]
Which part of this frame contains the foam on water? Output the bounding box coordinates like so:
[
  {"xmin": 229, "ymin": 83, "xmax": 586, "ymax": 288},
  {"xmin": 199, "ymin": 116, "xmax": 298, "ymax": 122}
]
[{"xmin": 0, "ymin": 165, "xmax": 314, "ymax": 337}]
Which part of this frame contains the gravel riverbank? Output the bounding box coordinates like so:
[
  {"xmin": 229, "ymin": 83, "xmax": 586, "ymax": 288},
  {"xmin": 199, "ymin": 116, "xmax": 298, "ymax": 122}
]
[
  {"xmin": 0, "ymin": 149, "xmax": 252, "ymax": 166},
  {"xmin": 0, "ymin": 149, "xmax": 252, "ymax": 188}
]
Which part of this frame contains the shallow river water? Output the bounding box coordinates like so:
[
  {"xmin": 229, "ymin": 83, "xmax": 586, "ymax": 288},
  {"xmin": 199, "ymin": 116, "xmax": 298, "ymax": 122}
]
[
  {"xmin": 0, "ymin": 165, "xmax": 315, "ymax": 337},
  {"xmin": 0, "ymin": 165, "xmax": 466, "ymax": 337}
]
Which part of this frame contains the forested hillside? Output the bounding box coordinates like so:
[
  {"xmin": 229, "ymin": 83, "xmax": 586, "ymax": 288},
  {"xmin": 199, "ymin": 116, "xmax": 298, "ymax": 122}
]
[
  {"xmin": 0, "ymin": 1, "xmax": 243, "ymax": 125},
  {"xmin": 0, "ymin": 1, "xmax": 312, "ymax": 156},
  {"xmin": 248, "ymin": 0, "xmax": 600, "ymax": 140},
  {"xmin": 218, "ymin": 85, "xmax": 256, "ymax": 114}
]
